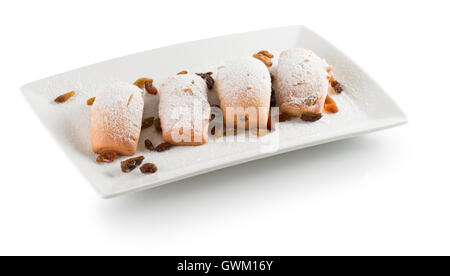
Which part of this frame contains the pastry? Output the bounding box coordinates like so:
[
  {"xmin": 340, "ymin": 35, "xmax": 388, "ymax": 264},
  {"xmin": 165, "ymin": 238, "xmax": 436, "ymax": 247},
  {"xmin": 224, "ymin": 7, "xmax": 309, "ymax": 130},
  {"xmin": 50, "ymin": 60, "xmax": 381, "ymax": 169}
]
[
  {"xmin": 216, "ymin": 57, "xmax": 271, "ymax": 130},
  {"xmin": 90, "ymin": 82, "xmax": 144, "ymax": 156},
  {"xmin": 276, "ymin": 48, "xmax": 330, "ymax": 118},
  {"xmin": 158, "ymin": 73, "xmax": 210, "ymax": 145}
]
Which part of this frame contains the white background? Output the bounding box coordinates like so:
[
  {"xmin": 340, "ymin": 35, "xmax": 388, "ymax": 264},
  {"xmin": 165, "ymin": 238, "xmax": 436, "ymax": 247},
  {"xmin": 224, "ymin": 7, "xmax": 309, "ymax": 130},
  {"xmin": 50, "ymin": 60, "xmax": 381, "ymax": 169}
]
[{"xmin": 1, "ymin": 0, "xmax": 449, "ymax": 256}]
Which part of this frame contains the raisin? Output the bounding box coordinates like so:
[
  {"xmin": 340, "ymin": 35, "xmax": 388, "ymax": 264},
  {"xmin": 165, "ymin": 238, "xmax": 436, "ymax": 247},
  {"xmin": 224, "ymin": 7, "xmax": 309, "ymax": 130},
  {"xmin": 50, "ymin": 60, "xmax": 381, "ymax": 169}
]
[
  {"xmin": 252, "ymin": 53, "xmax": 272, "ymax": 67},
  {"xmin": 301, "ymin": 113, "xmax": 322, "ymax": 122},
  {"xmin": 211, "ymin": 126, "xmax": 216, "ymax": 135},
  {"xmin": 257, "ymin": 50, "xmax": 274, "ymax": 58},
  {"xmin": 54, "ymin": 91, "xmax": 75, "ymax": 103},
  {"xmin": 154, "ymin": 118, "xmax": 162, "ymax": 132},
  {"xmin": 121, "ymin": 156, "xmax": 145, "ymax": 173},
  {"xmin": 134, "ymin": 78, "xmax": 153, "ymax": 89},
  {"xmin": 196, "ymin": 72, "xmax": 212, "ymax": 77},
  {"xmin": 155, "ymin": 142, "xmax": 172, "ymax": 152},
  {"xmin": 177, "ymin": 70, "xmax": 188, "ymax": 75},
  {"xmin": 210, "ymin": 113, "xmax": 216, "ymax": 121},
  {"xmin": 140, "ymin": 163, "xmax": 158, "ymax": 174},
  {"xmin": 144, "ymin": 139, "xmax": 155, "ymax": 151},
  {"xmin": 196, "ymin": 72, "xmax": 214, "ymax": 89},
  {"xmin": 141, "ymin": 117, "xmax": 154, "ymax": 129},
  {"xmin": 330, "ymin": 77, "xmax": 344, "ymax": 93},
  {"xmin": 332, "ymin": 81, "xmax": 344, "ymax": 93},
  {"xmin": 267, "ymin": 113, "xmax": 289, "ymax": 131},
  {"xmin": 324, "ymin": 95, "xmax": 339, "ymax": 113},
  {"xmin": 279, "ymin": 113, "xmax": 290, "ymax": 122},
  {"xmin": 86, "ymin": 97, "xmax": 95, "ymax": 106},
  {"xmin": 144, "ymin": 81, "xmax": 158, "ymax": 95},
  {"xmin": 96, "ymin": 151, "xmax": 117, "ymax": 163}
]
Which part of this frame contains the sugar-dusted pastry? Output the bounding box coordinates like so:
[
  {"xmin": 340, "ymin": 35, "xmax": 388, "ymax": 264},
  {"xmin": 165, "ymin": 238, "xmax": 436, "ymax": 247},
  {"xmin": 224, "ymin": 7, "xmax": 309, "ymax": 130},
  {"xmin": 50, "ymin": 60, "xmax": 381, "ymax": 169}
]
[
  {"xmin": 158, "ymin": 73, "xmax": 210, "ymax": 145},
  {"xmin": 91, "ymin": 82, "xmax": 144, "ymax": 156},
  {"xmin": 216, "ymin": 57, "xmax": 271, "ymax": 130},
  {"xmin": 276, "ymin": 48, "xmax": 331, "ymax": 120}
]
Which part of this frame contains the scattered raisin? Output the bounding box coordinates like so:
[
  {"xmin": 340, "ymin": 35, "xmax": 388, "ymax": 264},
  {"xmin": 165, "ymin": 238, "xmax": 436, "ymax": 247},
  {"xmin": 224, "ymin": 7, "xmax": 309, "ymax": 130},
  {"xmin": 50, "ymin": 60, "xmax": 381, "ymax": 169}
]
[
  {"xmin": 252, "ymin": 53, "xmax": 272, "ymax": 67},
  {"xmin": 120, "ymin": 156, "xmax": 145, "ymax": 173},
  {"xmin": 267, "ymin": 113, "xmax": 289, "ymax": 131},
  {"xmin": 96, "ymin": 151, "xmax": 117, "ymax": 163},
  {"xmin": 177, "ymin": 70, "xmax": 188, "ymax": 75},
  {"xmin": 332, "ymin": 81, "xmax": 344, "ymax": 93},
  {"xmin": 86, "ymin": 97, "xmax": 96, "ymax": 106},
  {"xmin": 54, "ymin": 91, "xmax": 75, "ymax": 103},
  {"xmin": 257, "ymin": 50, "xmax": 274, "ymax": 58},
  {"xmin": 211, "ymin": 126, "xmax": 216, "ymax": 135},
  {"xmin": 154, "ymin": 118, "xmax": 162, "ymax": 132},
  {"xmin": 324, "ymin": 95, "xmax": 339, "ymax": 113},
  {"xmin": 141, "ymin": 117, "xmax": 154, "ymax": 129},
  {"xmin": 134, "ymin": 78, "xmax": 153, "ymax": 89},
  {"xmin": 301, "ymin": 113, "xmax": 322, "ymax": 122},
  {"xmin": 144, "ymin": 81, "xmax": 158, "ymax": 95},
  {"xmin": 330, "ymin": 77, "xmax": 344, "ymax": 93},
  {"xmin": 196, "ymin": 72, "xmax": 211, "ymax": 77},
  {"xmin": 140, "ymin": 163, "xmax": 158, "ymax": 174},
  {"xmin": 144, "ymin": 139, "xmax": 155, "ymax": 151},
  {"xmin": 210, "ymin": 113, "xmax": 216, "ymax": 121},
  {"xmin": 155, "ymin": 142, "xmax": 172, "ymax": 152},
  {"xmin": 196, "ymin": 72, "xmax": 215, "ymax": 89},
  {"xmin": 279, "ymin": 113, "xmax": 290, "ymax": 122}
]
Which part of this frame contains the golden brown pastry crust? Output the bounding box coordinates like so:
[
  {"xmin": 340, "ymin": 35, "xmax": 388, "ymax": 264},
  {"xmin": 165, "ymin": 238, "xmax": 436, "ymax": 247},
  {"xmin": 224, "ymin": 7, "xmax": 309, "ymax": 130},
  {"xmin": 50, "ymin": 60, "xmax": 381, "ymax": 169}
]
[
  {"xmin": 90, "ymin": 82, "xmax": 144, "ymax": 156},
  {"xmin": 276, "ymin": 48, "xmax": 330, "ymax": 117}
]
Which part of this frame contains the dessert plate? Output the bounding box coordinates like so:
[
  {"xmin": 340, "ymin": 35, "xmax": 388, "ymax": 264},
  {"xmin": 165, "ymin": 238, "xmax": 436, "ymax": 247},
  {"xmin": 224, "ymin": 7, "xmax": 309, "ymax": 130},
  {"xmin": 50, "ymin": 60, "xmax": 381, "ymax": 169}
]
[{"xmin": 21, "ymin": 26, "xmax": 407, "ymax": 198}]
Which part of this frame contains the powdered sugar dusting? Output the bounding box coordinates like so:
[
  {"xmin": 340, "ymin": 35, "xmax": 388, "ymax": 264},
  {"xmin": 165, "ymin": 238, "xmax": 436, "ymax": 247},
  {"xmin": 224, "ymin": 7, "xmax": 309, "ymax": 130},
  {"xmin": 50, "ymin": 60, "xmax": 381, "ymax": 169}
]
[
  {"xmin": 91, "ymin": 82, "xmax": 144, "ymax": 144},
  {"xmin": 276, "ymin": 48, "xmax": 330, "ymax": 111},
  {"xmin": 158, "ymin": 73, "xmax": 210, "ymax": 132},
  {"xmin": 216, "ymin": 57, "xmax": 271, "ymax": 107}
]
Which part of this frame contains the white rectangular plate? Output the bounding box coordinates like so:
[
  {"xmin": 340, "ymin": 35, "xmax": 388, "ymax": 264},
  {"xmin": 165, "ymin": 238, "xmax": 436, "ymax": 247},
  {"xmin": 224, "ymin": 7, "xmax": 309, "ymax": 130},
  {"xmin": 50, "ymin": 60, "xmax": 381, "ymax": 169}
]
[{"xmin": 22, "ymin": 26, "xmax": 406, "ymax": 198}]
